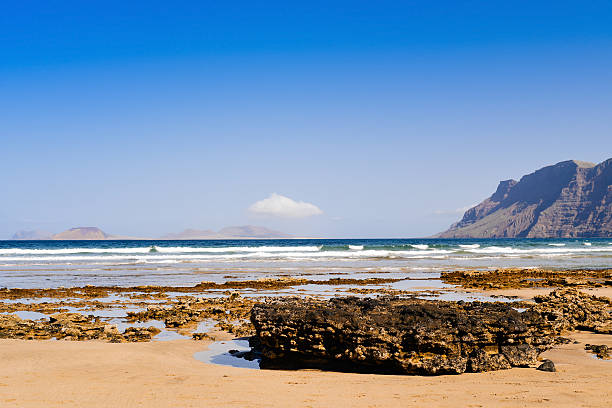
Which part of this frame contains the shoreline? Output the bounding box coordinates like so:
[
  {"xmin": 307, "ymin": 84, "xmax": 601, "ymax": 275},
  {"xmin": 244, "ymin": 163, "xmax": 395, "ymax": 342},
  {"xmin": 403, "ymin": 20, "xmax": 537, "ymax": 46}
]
[
  {"xmin": 1, "ymin": 329, "xmax": 611, "ymax": 407},
  {"xmin": 1, "ymin": 270, "xmax": 611, "ymax": 406}
]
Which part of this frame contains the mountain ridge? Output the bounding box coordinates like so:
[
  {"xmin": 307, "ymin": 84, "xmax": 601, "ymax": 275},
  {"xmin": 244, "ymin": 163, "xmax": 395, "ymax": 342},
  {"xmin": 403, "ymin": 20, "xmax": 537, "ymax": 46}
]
[{"xmin": 436, "ymin": 158, "xmax": 612, "ymax": 238}]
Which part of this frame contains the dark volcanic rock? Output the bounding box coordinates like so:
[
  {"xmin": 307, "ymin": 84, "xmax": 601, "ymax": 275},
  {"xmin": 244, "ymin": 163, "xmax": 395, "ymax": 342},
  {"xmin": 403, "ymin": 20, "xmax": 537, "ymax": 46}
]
[
  {"xmin": 585, "ymin": 344, "xmax": 611, "ymax": 359},
  {"xmin": 437, "ymin": 158, "xmax": 612, "ymax": 238},
  {"xmin": 531, "ymin": 289, "xmax": 612, "ymax": 334},
  {"xmin": 441, "ymin": 268, "xmax": 612, "ymax": 290},
  {"xmin": 536, "ymin": 359, "xmax": 556, "ymax": 372},
  {"xmin": 250, "ymin": 289, "xmax": 612, "ymax": 375},
  {"xmin": 251, "ymin": 297, "xmax": 557, "ymax": 375},
  {"xmin": 0, "ymin": 312, "xmax": 160, "ymax": 342}
]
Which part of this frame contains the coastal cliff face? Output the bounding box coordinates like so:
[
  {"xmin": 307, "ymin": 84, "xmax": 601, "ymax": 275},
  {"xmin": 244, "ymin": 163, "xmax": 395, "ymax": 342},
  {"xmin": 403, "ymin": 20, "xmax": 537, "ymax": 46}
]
[{"xmin": 437, "ymin": 158, "xmax": 612, "ymax": 238}]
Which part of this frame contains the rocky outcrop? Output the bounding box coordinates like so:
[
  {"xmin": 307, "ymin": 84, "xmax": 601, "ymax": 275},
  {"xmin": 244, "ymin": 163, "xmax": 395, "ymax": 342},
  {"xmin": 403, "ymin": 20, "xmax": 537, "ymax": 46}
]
[
  {"xmin": 0, "ymin": 312, "xmax": 160, "ymax": 342},
  {"xmin": 585, "ymin": 344, "xmax": 611, "ymax": 359},
  {"xmin": 250, "ymin": 289, "xmax": 612, "ymax": 375},
  {"xmin": 531, "ymin": 288, "xmax": 612, "ymax": 334},
  {"xmin": 251, "ymin": 298, "xmax": 552, "ymax": 375},
  {"xmin": 536, "ymin": 359, "xmax": 556, "ymax": 372},
  {"xmin": 441, "ymin": 268, "xmax": 612, "ymax": 289},
  {"xmin": 437, "ymin": 158, "xmax": 612, "ymax": 238},
  {"xmin": 127, "ymin": 293, "xmax": 256, "ymax": 336}
]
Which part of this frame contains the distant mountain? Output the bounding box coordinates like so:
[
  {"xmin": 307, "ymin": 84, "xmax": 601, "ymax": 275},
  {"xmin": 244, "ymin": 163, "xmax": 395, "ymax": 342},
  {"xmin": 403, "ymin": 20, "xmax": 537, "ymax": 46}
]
[
  {"xmin": 161, "ymin": 225, "xmax": 292, "ymax": 239},
  {"xmin": 51, "ymin": 227, "xmax": 110, "ymax": 240},
  {"xmin": 10, "ymin": 225, "xmax": 292, "ymax": 241},
  {"xmin": 11, "ymin": 230, "xmax": 53, "ymax": 240},
  {"xmin": 436, "ymin": 158, "xmax": 612, "ymax": 238},
  {"xmin": 161, "ymin": 229, "xmax": 218, "ymax": 240},
  {"xmin": 217, "ymin": 225, "xmax": 292, "ymax": 238}
]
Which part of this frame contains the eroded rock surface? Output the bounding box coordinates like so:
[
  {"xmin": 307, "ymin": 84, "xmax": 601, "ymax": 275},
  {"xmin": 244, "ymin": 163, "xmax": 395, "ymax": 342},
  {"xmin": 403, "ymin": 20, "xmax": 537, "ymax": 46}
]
[
  {"xmin": 0, "ymin": 312, "xmax": 160, "ymax": 342},
  {"xmin": 536, "ymin": 359, "xmax": 556, "ymax": 372},
  {"xmin": 0, "ymin": 277, "xmax": 402, "ymax": 301},
  {"xmin": 127, "ymin": 294, "xmax": 255, "ymax": 336},
  {"xmin": 250, "ymin": 289, "xmax": 612, "ymax": 375},
  {"xmin": 585, "ymin": 344, "xmax": 611, "ymax": 359},
  {"xmin": 251, "ymin": 297, "xmax": 555, "ymax": 375},
  {"xmin": 531, "ymin": 288, "xmax": 612, "ymax": 333},
  {"xmin": 441, "ymin": 268, "xmax": 612, "ymax": 289}
]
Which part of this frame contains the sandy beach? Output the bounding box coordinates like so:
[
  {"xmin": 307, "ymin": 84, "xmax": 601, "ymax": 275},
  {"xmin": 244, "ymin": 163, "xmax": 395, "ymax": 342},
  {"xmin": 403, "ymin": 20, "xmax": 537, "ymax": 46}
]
[
  {"xmin": 1, "ymin": 255, "xmax": 611, "ymax": 407},
  {"xmin": 0, "ymin": 329, "xmax": 610, "ymax": 408}
]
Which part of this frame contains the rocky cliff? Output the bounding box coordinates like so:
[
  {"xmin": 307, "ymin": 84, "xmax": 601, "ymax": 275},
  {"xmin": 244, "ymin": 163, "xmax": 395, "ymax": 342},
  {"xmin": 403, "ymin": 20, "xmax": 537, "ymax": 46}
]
[{"xmin": 437, "ymin": 158, "xmax": 612, "ymax": 238}]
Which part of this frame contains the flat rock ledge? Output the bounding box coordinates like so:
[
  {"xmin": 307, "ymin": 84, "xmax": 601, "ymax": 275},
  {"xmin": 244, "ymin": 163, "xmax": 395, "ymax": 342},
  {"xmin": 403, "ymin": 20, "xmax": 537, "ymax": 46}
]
[
  {"xmin": 0, "ymin": 313, "xmax": 160, "ymax": 342},
  {"xmin": 250, "ymin": 289, "xmax": 612, "ymax": 375}
]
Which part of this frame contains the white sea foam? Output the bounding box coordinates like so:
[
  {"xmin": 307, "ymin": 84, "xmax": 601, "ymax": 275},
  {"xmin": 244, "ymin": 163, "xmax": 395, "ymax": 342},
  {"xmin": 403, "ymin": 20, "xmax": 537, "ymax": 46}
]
[
  {"xmin": 155, "ymin": 245, "xmax": 323, "ymax": 253},
  {"xmin": 548, "ymin": 243, "xmax": 566, "ymax": 247},
  {"xmin": 0, "ymin": 245, "xmax": 322, "ymax": 255},
  {"xmin": 1, "ymin": 243, "xmax": 610, "ymax": 268},
  {"xmin": 0, "ymin": 249, "xmax": 455, "ymax": 263},
  {"xmin": 584, "ymin": 242, "xmax": 592, "ymax": 246},
  {"xmin": 0, "ymin": 247, "xmax": 153, "ymax": 255},
  {"xmin": 467, "ymin": 246, "xmax": 611, "ymax": 255},
  {"xmin": 458, "ymin": 244, "xmax": 480, "ymax": 249}
]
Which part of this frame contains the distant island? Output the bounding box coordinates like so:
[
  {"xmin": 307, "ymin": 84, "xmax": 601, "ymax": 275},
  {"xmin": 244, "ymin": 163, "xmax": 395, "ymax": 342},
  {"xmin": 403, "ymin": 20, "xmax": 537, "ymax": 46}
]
[
  {"xmin": 11, "ymin": 230, "xmax": 54, "ymax": 240},
  {"xmin": 437, "ymin": 158, "xmax": 612, "ymax": 238},
  {"xmin": 161, "ymin": 226, "xmax": 292, "ymax": 240},
  {"xmin": 11, "ymin": 225, "xmax": 292, "ymax": 240},
  {"xmin": 11, "ymin": 227, "xmax": 136, "ymax": 240}
]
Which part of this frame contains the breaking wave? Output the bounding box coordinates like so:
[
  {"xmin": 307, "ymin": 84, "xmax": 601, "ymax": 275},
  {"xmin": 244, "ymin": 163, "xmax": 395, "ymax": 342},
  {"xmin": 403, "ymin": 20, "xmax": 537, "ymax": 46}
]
[
  {"xmin": 459, "ymin": 244, "xmax": 480, "ymax": 249},
  {"xmin": 1, "ymin": 239, "xmax": 610, "ymax": 267},
  {"xmin": 0, "ymin": 245, "xmax": 322, "ymax": 255}
]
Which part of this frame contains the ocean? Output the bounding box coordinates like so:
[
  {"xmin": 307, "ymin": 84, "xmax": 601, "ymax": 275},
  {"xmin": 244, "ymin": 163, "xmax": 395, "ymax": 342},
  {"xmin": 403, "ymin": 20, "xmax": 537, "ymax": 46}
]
[{"xmin": 1, "ymin": 238, "xmax": 610, "ymax": 289}]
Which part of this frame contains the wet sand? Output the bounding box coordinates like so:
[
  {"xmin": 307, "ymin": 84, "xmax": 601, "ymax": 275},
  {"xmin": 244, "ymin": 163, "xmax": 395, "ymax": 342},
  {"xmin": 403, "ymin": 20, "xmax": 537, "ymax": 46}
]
[{"xmin": 0, "ymin": 330, "xmax": 610, "ymax": 408}]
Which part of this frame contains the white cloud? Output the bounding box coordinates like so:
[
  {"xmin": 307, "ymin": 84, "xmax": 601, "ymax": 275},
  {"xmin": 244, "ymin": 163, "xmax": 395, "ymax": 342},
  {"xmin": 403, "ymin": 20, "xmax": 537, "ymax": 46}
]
[{"xmin": 248, "ymin": 193, "xmax": 323, "ymax": 218}]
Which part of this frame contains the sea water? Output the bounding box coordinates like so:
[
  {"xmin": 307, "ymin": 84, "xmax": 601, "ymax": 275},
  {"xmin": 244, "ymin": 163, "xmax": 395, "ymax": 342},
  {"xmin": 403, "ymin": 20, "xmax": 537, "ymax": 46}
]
[{"xmin": 0, "ymin": 238, "xmax": 610, "ymax": 288}]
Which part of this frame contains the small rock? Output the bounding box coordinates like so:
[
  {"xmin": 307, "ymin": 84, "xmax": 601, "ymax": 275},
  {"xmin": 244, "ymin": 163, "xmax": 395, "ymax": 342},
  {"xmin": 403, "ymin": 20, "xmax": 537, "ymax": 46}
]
[
  {"xmin": 585, "ymin": 344, "xmax": 611, "ymax": 359},
  {"xmin": 192, "ymin": 332, "xmax": 214, "ymax": 341},
  {"xmin": 536, "ymin": 359, "xmax": 556, "ymax": 372}
]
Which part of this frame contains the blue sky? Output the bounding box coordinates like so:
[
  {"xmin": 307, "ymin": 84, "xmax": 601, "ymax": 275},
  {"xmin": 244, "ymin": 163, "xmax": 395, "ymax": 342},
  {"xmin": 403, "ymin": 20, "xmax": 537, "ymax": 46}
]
[{"xmin": 1, "ymin": 1, "xmax": 611, "ymax": 238}]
